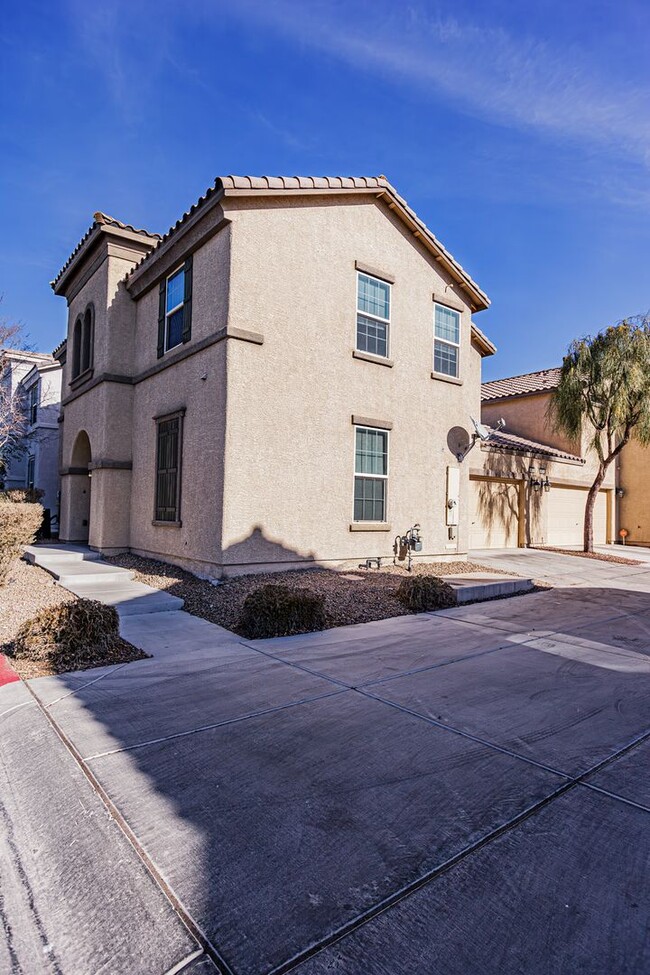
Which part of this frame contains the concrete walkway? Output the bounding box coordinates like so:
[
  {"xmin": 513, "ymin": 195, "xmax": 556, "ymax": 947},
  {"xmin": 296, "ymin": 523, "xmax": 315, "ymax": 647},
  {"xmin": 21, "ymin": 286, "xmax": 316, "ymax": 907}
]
[
  {"xmin": 3, "ymin": 546, "xmax": 649, "ymax": 973},
  {"xmin": 25, "ymin": 544, "xmax": 184, "ymax": 616}
]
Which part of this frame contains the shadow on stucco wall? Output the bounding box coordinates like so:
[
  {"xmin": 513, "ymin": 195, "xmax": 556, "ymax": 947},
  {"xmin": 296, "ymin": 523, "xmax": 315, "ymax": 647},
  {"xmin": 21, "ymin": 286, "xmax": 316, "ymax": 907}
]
[{"xmin": 474, "ymin": 452, "xmax": 546, "ymax": 547}]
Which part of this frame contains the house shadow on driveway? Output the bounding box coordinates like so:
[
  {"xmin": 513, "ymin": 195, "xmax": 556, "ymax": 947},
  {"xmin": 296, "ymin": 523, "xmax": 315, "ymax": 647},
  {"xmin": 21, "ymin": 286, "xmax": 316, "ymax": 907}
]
[{"xmin": 25, "ymin": 580, "xmax": 650, "ymax": 975}]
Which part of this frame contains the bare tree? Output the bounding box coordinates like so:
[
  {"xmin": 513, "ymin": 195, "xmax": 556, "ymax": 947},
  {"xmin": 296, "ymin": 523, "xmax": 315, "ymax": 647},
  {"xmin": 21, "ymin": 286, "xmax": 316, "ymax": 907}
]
[
  {"xmin": 548, "ymin": 317, "xmax": 650, "ymax": 552},
  {"xmin": 0, "ymin": 319, "xmax": 29, "ymax": 475}
]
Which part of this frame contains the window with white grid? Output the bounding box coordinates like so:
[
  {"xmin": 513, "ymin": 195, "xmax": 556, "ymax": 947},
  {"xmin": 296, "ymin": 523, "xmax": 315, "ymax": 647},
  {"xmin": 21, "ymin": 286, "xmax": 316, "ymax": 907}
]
[
  {"xmin": 356, "ymin": 273, "xmax": 390, "ymax": 359},
  {"xmin": 354, "ymin": 427, "xmax": 388, "ymax": 522},
  {"xmin": 434, "ymin": 304, "xmax": 460, "ymax": 378}
]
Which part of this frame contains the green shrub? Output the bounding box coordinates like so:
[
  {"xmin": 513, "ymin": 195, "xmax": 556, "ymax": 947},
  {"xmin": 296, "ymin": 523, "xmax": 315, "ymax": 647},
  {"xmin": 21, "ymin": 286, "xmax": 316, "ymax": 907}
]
[
  {"xmin": 396, "ymin": 574, "xmax": 456, "ymax": 612},
  {"xmin": 11, "ymin": 599, "xmax": 121, "ymax": 672},
  {"xmin": 0, "ymin": 500, "xmax": 43, "ymax": 585},
  {"xmin": 238, "ymin": 583, "xmax": 327, "ymax": 639}
]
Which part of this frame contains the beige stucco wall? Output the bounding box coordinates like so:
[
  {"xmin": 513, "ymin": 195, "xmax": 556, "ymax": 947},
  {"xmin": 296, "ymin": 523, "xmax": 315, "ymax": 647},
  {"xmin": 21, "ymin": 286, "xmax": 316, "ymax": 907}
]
[
  {"xmin": 619, "ymin": 440, "xmax": 650, "ymax": 545},
  {"xmin": 56, "ymin": 194, "xmax": 490, "ymax": 575},
  {"xmin": 479, "ymin": 391, "xmax": 616, "ymax": 546},
  {"xmin": 482, "ymin": 392, "xmax": 615, "ymax": 491},
  {"xmin": 219, "ymin": 194, "xmax": 485, "ymax": 574}
]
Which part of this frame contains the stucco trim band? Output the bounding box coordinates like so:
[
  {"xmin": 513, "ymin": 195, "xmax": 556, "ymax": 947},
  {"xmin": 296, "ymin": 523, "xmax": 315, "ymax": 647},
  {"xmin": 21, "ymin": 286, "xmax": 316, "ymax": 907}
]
[
  {"xmin": 351, "ymin": 414, "xmax": 393, "ymax": 430},
  {"xmin": 431, "ymin": 372, "xmax": 463, "ymax": 386},
  {"xmin": 60, "ymin": 466, "xmax": 90, "ymax": 476},
  {"xmin": 60, "ymin": 325, "xmax": 264, "ymax": 407},
  {"xmin": 432, "ymin": 292, "xmax": 465, "ymax": 313},
  {"xmin": 88, "ymin": 460, "xmax": 133, "ymax": 471},
  {"xmin": 354, "ymin": 260, "xmax": 395, "ymax": 284},
  {"xmin": 352, "ymin": 350, "xmax": 394, "ymax": 368},
  {"xmin": 349, "ymin": 522, "xmax": 392, "ymax": 532}
]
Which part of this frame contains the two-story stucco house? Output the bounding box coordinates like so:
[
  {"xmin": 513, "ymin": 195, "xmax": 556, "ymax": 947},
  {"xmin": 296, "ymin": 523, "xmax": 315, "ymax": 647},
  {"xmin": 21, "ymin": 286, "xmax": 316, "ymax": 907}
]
[
  {"xmin": 1, "ymin": 349, "xmax": 62, "ymax": 529},
  {"xmin": 51, "ymin": 175, "xmax": 496, "ymax": 577},
  {"xmin": 471, "ymin": 367, "xmax": 616, "ymax": 548}
]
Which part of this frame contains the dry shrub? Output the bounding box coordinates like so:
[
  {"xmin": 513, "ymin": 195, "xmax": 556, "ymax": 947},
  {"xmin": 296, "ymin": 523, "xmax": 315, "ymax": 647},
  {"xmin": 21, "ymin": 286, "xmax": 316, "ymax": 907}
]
[
  {"xmin": 238, "ymin": 583, "xmax": 326, "ymax": 639},
  {"xmin": 0, "ymin": 500, "xmax": 43, "ymax": 585},
  {"xmin": 396, "ymin": 574, "xmax": 456, "ymax": 612},
  {"xmin": 11, "ymin": 599, "xmax": 122, "ymax": 672},
  {"xmin": 0, "ymin": 488, "xmax": 44, "ymax": 504}
]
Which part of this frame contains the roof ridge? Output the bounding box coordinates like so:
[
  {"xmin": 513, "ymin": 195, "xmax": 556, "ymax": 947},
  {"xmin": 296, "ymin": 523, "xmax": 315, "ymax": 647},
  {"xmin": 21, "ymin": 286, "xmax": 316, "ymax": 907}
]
[{"xmin": 482, "ymin": 365, "xmax": 560, "ymax": 387}]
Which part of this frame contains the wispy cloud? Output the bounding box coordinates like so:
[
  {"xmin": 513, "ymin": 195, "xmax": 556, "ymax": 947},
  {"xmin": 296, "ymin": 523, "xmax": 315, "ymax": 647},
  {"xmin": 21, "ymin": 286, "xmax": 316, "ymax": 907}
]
[{"xmin": 225, "ymin": 1, "xmax": 650, "ymax": 166}]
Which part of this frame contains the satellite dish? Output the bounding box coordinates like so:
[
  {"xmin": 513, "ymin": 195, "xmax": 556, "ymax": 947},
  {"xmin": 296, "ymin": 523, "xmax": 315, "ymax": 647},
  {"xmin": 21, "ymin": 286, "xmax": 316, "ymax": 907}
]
[{"xmin": 470, "ymin": 416, "xmax": 492, "ymax": 441}]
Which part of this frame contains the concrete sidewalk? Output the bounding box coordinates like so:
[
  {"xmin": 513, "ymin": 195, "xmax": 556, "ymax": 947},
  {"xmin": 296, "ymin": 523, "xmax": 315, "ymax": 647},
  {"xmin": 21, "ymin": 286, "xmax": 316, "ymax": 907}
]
[{"xmin": 3, "ymin": 546, "xmax": 649, "ymax": 973}]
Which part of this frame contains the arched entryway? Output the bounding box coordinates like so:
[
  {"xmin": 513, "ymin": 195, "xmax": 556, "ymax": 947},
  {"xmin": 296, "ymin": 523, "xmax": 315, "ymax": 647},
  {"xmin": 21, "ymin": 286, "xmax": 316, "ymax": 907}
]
[{"xmin": 69, "ymin": 430, "xmax": 92, "ymax": 542}]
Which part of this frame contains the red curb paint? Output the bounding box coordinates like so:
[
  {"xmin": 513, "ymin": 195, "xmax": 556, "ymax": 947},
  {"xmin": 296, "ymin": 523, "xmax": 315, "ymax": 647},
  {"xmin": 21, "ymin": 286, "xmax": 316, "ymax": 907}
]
[{"xmin": 0, "ymin": 655, "xmax": 20, "ymax": 686}]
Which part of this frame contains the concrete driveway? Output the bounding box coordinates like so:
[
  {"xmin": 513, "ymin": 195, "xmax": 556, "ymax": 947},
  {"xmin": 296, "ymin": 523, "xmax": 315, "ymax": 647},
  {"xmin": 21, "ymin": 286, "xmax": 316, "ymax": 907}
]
[{"xmin": 3, "ymin": 550, "xmax": 650, "ymax": 974}]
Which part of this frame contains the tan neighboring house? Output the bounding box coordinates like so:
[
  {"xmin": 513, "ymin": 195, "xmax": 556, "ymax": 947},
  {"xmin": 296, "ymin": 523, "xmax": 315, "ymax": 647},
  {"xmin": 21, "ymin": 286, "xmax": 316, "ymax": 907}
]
[
  {"xmin": 616, "ymin": 443, "xmax": 650, "ymax": 547},
  {"xmin": 471, "ymin": 367, "xmax": 616, "ymax": 549},
  {"xmin": 51, "ymin": 175, "xmax": 497, "ymax": 577}
]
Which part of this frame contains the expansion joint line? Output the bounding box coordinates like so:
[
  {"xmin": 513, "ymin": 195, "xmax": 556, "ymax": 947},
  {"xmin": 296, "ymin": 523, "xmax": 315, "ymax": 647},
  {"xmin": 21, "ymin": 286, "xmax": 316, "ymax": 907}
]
[{"xmin": 23, "ymin": 681, "xmax": 237, "ymax": 975}]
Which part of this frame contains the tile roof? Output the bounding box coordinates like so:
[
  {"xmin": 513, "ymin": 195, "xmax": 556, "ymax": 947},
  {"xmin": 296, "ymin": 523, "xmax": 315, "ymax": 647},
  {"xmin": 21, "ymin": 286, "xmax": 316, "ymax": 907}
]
[
  {"xmin": 125, "ymin": 175, "xmax": 491, "ymax": 316},
  {"xmin": 51, "ymin": 212, "xmax": 160, "ymax": 291},
  {"xmin": 481, "ymin": 367, "xmax": 561, "ymax": 401},
  {"xmin": 487, "ymin": 430, "xmax": 583, "ymax": 463}
]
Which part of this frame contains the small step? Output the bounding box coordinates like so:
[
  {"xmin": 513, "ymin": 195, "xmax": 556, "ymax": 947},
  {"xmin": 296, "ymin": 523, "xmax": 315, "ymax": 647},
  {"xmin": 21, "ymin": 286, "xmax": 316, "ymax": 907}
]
[
  {"xmin": 66, "ymin": 581, "xmax": 184, "ymax": 616},
  {"xmin": 30, "ymin": 558, "xmax": 133, "ymax": 586},
  {"xmin": 444, "ymin": 573, "xmax": 534, "ymax": 605},
  {"xmin": 25, "ymin": 544, "xmax": 102, "ymax": 564}
]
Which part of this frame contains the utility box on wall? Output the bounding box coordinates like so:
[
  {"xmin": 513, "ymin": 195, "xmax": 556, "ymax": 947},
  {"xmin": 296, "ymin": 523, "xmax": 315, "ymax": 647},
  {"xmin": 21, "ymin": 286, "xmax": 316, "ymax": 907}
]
[{"xmin": 446, "ymin": 466, "xmax": 460, "ymax": 526}]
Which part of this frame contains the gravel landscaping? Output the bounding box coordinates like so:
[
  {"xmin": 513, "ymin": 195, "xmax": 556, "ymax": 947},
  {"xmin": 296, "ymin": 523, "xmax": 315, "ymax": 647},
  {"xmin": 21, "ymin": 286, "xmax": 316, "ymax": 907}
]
[
  {"xmin": 105, "ymin": 555, "xmax": 514, "ymax": 633},
  {"xmin": 0, "ymin": 558, "xmax": 147, "ymax": 679},
  {"xmin": 532, "ymin": 546, "xmax": 643, "ymax": 566}
]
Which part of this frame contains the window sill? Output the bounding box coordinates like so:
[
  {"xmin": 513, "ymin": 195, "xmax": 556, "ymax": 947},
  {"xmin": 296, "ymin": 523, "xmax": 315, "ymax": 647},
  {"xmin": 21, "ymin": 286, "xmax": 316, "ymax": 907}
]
[
  {"xmin": 349, "ymin": 522, "xmax": 392, "ymax": 532},
  {"xmin": 352, "ymin": 350, "xmax": 394, "ymax": 368},
  {"xmin": 69, "ymin": 367, "xmax": 94, "ymax": 390},
  {"xmin": 431, "ymin": 372, "xmax": 463, "ymax": 386},
  {"xmin": 152, "ymin": 519, "xmax": 182, "ymax": 527}
]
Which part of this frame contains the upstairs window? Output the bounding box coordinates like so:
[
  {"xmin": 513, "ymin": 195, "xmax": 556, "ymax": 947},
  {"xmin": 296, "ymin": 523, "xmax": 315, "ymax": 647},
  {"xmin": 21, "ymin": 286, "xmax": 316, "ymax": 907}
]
[
  {"xmin": 158, "ymin": 256, "xmax": 193, "ymax": 358},
  {"xmin": 356, "ymin": 272, "xmax": 390, "ymax": 359},
  {"xmin": 70, "ymin": 304, "xmax": 94, "ymax": 381},
  {"xmin": 354, "ymin": 426, "xmax": 388, "ymax": 522},
  {"xmin": 28, "ymin": 383, "xmax": 38, "ymax": 425},
  {"xmin": 434, "ymin": 304, "xmax": 460, "ymax": 378}
]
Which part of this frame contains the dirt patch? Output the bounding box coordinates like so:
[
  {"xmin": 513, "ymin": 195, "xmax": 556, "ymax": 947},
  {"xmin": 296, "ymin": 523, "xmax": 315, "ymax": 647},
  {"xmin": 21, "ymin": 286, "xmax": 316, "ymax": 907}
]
[
  {"xmin": 105, "ymin": 555, "xmax": 520, "ymax": 634},
  {"xmin": 531, "ymin": 547, "xmax": 643, "ymax": 566},
  {"xmin": 0, "ymin": 558, "xmax": 147, "ymax": 678}
]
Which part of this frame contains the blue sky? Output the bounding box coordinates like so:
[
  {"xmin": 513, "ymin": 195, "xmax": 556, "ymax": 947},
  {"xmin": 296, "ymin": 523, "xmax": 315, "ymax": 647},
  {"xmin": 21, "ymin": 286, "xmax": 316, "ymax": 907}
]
[{"xmin": 1, "ymin": 0, "xmax": 649, "ymax": 379}]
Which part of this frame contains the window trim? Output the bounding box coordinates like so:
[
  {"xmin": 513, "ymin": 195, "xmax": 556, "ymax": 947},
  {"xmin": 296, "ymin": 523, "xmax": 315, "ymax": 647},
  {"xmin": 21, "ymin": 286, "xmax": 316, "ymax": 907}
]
[
  {"xmin": 153, "ymin": 408, "xmax": 185, "ymax": 525},
  {"xmin": 352, "ymin": 424, "xmax": 389, "ymax": 524},
  {"xmin": 356, "ymin": 271, "xmax": 391, "ymax": 361},
  {"xmin": 164, "ymin": 265, "xmax": 186, "ymax": 353},
  {"xmin": 433, "ymin": 302, "xmax": 461, "ymax": 379}
]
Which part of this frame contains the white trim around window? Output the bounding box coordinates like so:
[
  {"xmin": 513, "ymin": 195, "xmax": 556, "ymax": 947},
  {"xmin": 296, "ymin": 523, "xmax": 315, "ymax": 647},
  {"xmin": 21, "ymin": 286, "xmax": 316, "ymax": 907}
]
[
  {"xmin": 352, "ymin": 425, "xmax": 389, "ymax": 523},
  {"xmin": 433, "ymin": 302, "xmax": 461, "ymax": 379},
  {"xmin": 356, "ymin": 272, "xmax": 391, "ymax": 360}
]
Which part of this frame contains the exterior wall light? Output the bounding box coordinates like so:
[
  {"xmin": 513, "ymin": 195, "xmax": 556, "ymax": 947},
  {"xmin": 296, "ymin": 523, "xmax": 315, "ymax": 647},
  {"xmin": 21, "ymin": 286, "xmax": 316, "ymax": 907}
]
[{"xmin": 615, "ymin": 487, "xmax": 625, "ymax": 498}]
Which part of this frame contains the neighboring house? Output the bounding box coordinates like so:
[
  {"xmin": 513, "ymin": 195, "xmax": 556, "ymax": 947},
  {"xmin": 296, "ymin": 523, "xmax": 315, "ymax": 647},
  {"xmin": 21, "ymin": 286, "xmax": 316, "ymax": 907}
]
[
  {"xmin": 472, "ymin": 367, "xmax": 616, "ymax": 548},
  {"xmin": 51, "ymin": 175, "xmax": 496, "ymax": 577},
  {"xmin": 616, "ymin": 442, "xmax": 650, "ymax": 547},
  {"xmin": 1, "ymin": 349, "xmax": 62, "ymax": 527}
]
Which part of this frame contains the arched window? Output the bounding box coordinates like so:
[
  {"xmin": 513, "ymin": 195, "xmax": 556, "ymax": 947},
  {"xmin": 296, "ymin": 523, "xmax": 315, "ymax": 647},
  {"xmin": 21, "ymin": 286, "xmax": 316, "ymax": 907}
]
[
  {"xmin": 82, "ymin": 304, "xmax": 94, "ymax": 373},
  {"xmin": 72, "ymin": 317, "xmax": 82, "ymax": 378}
]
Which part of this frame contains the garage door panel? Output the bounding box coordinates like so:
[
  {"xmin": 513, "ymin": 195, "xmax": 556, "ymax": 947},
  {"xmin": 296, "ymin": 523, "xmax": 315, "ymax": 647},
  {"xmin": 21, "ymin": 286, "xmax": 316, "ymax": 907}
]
[
  {"xmin": 470, "ymin": 479, "xmax": 519, "ymax": 549},
  {"xmin": 546, "ymin": 488, "xmax": 607, "ymax": 546}
]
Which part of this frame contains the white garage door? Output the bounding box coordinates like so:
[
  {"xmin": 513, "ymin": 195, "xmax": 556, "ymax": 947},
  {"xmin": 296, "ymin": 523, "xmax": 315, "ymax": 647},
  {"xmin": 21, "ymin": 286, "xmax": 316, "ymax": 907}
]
[
  {"xmin": 469, "ymin": 478, "xmax": 520, "ymax": 549},
  {"xmin": 546, "ymin": 488, "xmax": 607, "ymax": 546}
]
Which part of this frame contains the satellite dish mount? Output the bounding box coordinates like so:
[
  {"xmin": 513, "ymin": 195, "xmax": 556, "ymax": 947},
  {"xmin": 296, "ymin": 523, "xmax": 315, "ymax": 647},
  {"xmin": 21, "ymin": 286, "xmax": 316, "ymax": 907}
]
[{"xmin": 456, "ymin": 416, "xmax": 505, "ymax": 462}]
